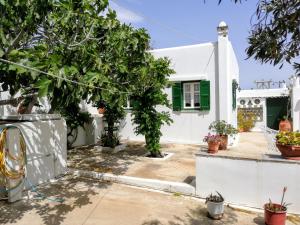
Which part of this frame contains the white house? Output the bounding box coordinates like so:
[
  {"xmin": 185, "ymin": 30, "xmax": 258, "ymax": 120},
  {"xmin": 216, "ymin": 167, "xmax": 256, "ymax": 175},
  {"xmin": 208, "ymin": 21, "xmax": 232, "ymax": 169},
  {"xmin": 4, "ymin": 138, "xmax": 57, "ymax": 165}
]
[
  {"xmin": 237, "ymin": 87, "xmax": 290, "ymax": 131},
  {"xmin": 119, "ymin": 21, "xmax": 239, "ymax": 144}
]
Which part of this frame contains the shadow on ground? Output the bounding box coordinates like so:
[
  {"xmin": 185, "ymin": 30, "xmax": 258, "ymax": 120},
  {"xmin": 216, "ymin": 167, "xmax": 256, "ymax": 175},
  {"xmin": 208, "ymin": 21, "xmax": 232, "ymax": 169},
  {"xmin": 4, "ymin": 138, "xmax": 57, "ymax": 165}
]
[
  {"xmin": 68, "ymin": 142, "xmax": 148, "ymax": 175},
  {"xmin": 0, "ymin": 176, "xmax": 111, "ymax": 225}
]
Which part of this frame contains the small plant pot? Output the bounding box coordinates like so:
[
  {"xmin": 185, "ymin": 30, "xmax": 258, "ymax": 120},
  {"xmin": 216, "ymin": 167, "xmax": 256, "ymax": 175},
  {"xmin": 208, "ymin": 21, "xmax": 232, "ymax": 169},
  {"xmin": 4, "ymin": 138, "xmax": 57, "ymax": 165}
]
[
  {"xmin": 207, "ymin": 141, "xmax": 220, "ymax": 154},
  {"xmin": 218, "ymin": 135, "xmax": 228, "ymax": 150},
  {"xmin": 264, "ymin": 203, "xmax": 287, "ymax": 225},
  {"xmin": 97, "ymin": 107, "xmax": 105, "ymax": 114},
  {"xmin": 279, "ymin": 120, "xmax": 292, "ymax": 132},
  {"xmin": 207, "ymin": 201, "xmax": 224, "ymax": 220}
]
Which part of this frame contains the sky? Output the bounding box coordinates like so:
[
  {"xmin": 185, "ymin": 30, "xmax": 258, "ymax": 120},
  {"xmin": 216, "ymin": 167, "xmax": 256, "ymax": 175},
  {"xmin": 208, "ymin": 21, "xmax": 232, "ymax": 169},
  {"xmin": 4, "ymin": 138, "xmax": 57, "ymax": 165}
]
[{"xmin": 109, "ymin": 0, "xmax": 295, "ymax": 89}]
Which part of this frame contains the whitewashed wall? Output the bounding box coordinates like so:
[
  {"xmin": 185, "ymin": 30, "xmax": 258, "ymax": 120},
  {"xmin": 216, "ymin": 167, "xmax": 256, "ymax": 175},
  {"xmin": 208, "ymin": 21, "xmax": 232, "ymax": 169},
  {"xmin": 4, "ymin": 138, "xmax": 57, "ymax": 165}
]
[
  {"xmin": 119, "ymin": 23, "xmax": 239, "ymax": 144},
  {"xmin": 196, "ymin": 153, "xmax": 300, "ymax": 214}
]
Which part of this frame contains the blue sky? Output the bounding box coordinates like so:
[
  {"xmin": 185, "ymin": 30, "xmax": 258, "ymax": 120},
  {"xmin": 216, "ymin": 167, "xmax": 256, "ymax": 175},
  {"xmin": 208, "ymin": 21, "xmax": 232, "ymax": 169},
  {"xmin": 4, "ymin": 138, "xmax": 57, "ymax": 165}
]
[{"xmin": 110, "ymin": 0, "xmax": 295, "ymax": 89}]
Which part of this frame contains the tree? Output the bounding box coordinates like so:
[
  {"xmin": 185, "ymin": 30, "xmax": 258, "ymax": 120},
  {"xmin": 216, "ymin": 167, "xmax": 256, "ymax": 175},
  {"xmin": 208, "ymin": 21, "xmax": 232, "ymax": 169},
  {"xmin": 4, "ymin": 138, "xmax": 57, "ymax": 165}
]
[
  {"xmin": 219, "ymin": 0, "xmax": 300, "ymax": 74},
  {"xmin": 130, "ymin": 55, "xmax": 174, "ymax": 157}
]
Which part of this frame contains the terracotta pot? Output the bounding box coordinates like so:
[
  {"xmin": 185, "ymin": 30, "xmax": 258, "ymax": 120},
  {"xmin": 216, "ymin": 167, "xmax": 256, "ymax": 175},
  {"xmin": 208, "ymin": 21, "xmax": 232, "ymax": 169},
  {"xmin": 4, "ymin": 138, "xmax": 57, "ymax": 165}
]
[
  {"xmin": 276, "ymin": 143, "xmax": 300, "ymax": 160},
  {"xmin": 279, "ymin": 120, "xmax": 292, "ymax": 132},
  {"xmin": 207, "ymin": 141, "xmax": 220, "ymax": 154},
  {"xmin": 264, "ymin": 203, "xmax": 286, "ymax": 225},
  {"xmin": 97, "ymin": 107, "xmax": 105, "ymax": 114},
  {"xmin": 218, "ymin": 135, "xmax": 228, "ymax": 150},
  {"xmin": 238, "ymin": 128, "xmax": 244, "ymax": 133}
]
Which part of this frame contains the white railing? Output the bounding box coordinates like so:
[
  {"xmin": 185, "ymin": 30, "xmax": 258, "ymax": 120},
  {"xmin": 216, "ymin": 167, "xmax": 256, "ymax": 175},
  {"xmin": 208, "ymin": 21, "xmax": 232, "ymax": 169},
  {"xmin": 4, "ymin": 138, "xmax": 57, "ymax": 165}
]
[{"xmin": 262, "ymin": 126, "xmax": 279, "ymax": 152}]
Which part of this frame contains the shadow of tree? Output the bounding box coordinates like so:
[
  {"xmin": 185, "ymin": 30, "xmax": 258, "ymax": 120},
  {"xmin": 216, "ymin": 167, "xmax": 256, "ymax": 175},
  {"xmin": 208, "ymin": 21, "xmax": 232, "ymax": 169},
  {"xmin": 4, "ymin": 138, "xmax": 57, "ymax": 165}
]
[
  {"xmin": 142, "ymin": 206, "xmax": 240, "ymax": 225},
  {"xmin": 0, "ymin": 175, "xmax": 111, "ymax": 225},
  {"xmin": 68, "ymin": 141, "xmax": 148, "ymax": 175}
]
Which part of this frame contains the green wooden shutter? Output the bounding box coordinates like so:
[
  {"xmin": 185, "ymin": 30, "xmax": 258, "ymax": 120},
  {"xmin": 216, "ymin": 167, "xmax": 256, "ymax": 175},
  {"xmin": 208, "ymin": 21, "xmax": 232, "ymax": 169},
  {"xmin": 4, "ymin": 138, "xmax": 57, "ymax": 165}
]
[
  {"xmin": 172, "ymin": 82, "xmax": 182, "ymax": 111},
  {"xmin": 200, "ymin": 80, "xmax": 210, "ymax": 110},
  {"xmin": 232, "ymin": 80, "xmax": 237, "ymax": 110}
]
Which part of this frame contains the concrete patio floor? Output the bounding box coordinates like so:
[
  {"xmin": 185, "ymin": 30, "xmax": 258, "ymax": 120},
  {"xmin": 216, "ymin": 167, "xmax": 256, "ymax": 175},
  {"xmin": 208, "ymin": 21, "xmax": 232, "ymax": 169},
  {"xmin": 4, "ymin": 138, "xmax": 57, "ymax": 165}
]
[
  {"xmin": 1, "ymin": 175, "xmax": 299, "ymax": 225},
  {"xmin": 68, "ymin": 132, "xmax": 270, "ymax": 183}
]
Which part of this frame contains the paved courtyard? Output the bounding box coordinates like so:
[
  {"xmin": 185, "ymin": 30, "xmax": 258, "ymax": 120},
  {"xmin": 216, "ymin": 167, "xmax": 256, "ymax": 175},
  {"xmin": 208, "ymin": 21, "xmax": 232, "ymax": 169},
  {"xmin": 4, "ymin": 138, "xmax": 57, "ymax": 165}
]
[
  {"xmin": 68, "ymin": 132, "xmax": 269, "ymax": 183},
  {"xmin": 2, "ymin": 175, "xmax": 299, "ymax": 225}
]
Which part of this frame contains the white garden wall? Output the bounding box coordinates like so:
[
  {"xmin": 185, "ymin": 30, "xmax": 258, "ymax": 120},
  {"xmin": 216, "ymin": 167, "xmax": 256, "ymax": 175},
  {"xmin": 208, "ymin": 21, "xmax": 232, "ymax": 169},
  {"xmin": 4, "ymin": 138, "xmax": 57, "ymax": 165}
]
[{"xmin": 195, "ymin": 153, "xmax": 300, "ymax": 214}]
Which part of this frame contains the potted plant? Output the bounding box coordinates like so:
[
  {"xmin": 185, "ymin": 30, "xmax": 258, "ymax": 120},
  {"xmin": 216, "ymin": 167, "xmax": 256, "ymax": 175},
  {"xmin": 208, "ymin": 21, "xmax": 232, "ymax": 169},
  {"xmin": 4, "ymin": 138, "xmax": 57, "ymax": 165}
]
[
  {"xmin": 276, "ymin": 131, "xmax": 300, "ymax": 159},
  {"xmin": 94, "ymin": 100, "xmax": 106, "ymax": 114},
  {"xmin": 203, "ymin": 133, "xmax": 221, "ymax": 154},
  {"xmin": 264, "ymin": 187, "xmax": 289, "ymax": 225},
  {"xmin": 279, "ymin": 116, "xmax": 292, "ymax": 132},
  {"xmin": 205, "ymin": 191, "xmax": 224, "ymax": 220},
  {"xmin": 208, "ymin": 120, "xmax": 238, "ymax": 150}
]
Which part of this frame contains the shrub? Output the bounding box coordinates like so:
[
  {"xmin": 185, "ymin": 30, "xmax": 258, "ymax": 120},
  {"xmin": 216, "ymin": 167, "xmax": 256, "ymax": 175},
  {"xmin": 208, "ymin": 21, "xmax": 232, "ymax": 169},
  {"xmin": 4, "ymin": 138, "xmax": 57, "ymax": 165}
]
[
  {"xmin": 276, "ymin": 131, "xmax": 300, "ymax": 146},
  {"xmin": 208, "ymin": 120, "xmax": 238, "ymax": 136},
  {"xmin": 237, "ymin": 110, "xmax": 256, "ymax": 132}
]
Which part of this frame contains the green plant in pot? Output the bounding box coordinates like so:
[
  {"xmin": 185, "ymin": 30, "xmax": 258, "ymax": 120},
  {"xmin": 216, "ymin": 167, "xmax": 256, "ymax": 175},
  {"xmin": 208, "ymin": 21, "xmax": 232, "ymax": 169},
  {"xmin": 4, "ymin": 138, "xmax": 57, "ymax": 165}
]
[
  {"xmin": 208, "ymin": 120, "xmax": 238, "ymax": 150},
  {"xmin": 264, "ymin": 187, "xmax": 289, "ymax": 225},
  {"xmin": 276, "ymin": 131, "xmax": 300, "ymax": 159},
  {"xmin": 205, "ymin": 191, "xmax": 224, "ymax": 220}
]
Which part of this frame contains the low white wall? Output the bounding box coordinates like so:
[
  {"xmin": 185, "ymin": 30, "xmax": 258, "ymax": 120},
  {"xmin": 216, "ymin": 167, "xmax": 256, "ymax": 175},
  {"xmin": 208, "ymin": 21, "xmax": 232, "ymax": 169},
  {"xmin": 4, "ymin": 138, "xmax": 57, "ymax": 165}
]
[
  {"xmin": 196, "ymin": 153, "xmax": 300, "ymax": 214},
  {"xmin": 0, "ymin": 115, "xmax": 67, "ymax": 190},
  {"xmin": 72, "ymin": 114, "xmax": 104, "ymax": 147}
]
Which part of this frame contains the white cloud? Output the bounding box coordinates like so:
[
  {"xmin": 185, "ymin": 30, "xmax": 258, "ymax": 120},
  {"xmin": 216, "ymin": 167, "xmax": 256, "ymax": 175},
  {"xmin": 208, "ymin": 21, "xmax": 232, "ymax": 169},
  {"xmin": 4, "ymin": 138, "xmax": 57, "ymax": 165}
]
[{"xmin": 110, "ymin": 1, "xmax": 144, "ymax": 24}]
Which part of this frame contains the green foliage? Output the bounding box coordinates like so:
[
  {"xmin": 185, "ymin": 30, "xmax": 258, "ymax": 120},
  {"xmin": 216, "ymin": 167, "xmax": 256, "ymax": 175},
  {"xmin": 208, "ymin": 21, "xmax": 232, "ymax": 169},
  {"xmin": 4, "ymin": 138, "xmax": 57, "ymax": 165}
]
[
  {"xmin": 100, "ymin": 133, "xmax": 120, "ymax": 148},
  {"xmin": 237, "ymin": 110, "xmax": 256, "ymax": 132},
  {"xmin": 209, "ymin": 120, "xmax": 238, "ymax": 136},
  {"xmin": 276, "ymin": 131, "xmax": 300, "ymax": 146},
  {"xmin": 205, "ymin": 191, "xmax": 224, "ymax": 203},
  {"xmin": 131, "ymin": 55, "xmax": 174, "ymax": 157}
]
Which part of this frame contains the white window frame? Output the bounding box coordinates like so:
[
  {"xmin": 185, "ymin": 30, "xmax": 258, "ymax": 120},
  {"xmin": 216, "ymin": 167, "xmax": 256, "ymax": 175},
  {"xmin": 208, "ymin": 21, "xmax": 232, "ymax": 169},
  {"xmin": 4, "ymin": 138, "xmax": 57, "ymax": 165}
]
[{"xmin": 183, "ymin": 82, "xmax": 200, "ymax": 109}]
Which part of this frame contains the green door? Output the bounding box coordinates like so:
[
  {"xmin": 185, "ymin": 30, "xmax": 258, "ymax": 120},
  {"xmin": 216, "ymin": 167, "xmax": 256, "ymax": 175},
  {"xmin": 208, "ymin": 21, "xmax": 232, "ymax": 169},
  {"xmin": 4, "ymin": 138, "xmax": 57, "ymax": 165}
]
[{"xmin": 266, "ymin": 97, "xmax": 289, "ymax": 130}]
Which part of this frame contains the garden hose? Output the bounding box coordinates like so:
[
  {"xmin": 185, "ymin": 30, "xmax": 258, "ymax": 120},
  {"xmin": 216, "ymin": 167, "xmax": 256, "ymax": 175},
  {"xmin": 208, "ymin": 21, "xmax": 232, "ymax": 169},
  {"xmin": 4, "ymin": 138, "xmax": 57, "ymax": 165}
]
[{"xmin": 0, "ymin": 126, "xmax": 27, "ymax": 188}]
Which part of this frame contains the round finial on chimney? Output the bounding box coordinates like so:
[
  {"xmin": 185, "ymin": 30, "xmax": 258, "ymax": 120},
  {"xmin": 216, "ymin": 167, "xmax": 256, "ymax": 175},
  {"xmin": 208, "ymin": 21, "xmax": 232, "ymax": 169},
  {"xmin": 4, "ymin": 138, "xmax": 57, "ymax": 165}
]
[
  {"xmin": 217, "ymin": 21, "xmax": 228, "ymax": 37},
  {"xmin": 219, "ymin": 21, "xmax": 227, "ymax": 27}
]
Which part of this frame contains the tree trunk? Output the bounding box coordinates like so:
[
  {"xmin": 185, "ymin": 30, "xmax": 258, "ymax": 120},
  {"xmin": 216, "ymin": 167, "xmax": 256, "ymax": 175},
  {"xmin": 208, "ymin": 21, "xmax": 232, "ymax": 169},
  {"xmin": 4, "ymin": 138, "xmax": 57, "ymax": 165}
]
[{"xmin": 107, "ymin": 119, "xmax": 115, "ymax": 148}]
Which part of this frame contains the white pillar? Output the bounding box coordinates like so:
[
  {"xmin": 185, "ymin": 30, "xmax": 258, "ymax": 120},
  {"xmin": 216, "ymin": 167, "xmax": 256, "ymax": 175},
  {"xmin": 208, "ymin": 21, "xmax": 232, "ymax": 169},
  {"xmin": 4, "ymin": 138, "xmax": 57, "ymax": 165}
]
[
  {"xmin": 217, "ymin": 21, "xmax": 231, "ymax": 123},
  {"xmin": 292, "ymin": 76, "xmax": 300, "ymax": 131}
]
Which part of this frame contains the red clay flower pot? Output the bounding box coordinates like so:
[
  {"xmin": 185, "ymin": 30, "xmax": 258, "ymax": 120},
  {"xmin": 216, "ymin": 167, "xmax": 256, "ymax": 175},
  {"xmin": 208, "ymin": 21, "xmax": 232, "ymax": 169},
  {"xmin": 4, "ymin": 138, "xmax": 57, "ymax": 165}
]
[
  {"xmin": 97, "ymin": 107, "xmax": 105, "ymax": 114},
  {"xmin": 276, "ymin": 143, "xmax": 300, "ymax": 160},
  {"xmin": 279, "ymin": 120, "xmax": 292, "ymax": 132},
  {"xmin": 218, "ymin": 135, "xmax": 228, "ymax": 150},
  {"xmin": 208, "ymin": 141, "xmax": 220, "ymax": 154},
  {"xmin": 264, "ymin": 203, "xmax": 287, "ymax": 225}
]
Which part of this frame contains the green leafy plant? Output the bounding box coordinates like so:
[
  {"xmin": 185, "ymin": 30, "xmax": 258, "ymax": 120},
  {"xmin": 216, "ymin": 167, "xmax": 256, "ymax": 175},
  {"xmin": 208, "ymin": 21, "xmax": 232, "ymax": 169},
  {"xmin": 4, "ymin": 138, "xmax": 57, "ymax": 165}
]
[
  {"xmin": 100, "ymin": 133, "xmax": 120, "ymax": 148},
  {"xmin": 237, "ymin": 111, "xmax": 256, "ymax": 132},
  {"xmin": 205, "ymin": 191, "xmax": 224, "ymax": 203},
  {"xmin": 209, "ymin": 120, "xmax": 238, "ymax": 136},
  {"xmin": 276, "ymin": 132, "xmax": 300, "ymax": 146},
  {"xmin": 265, "ymin": 187, "xmax": 290, "ymax": 212}
]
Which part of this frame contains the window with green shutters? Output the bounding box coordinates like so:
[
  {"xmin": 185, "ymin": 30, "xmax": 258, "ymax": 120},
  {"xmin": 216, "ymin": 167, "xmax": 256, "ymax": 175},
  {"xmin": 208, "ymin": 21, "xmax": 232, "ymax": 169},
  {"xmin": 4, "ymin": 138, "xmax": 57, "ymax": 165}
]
[{"xmin": 171, "ymin": 80, "xmax": 210, "ymax": 111}]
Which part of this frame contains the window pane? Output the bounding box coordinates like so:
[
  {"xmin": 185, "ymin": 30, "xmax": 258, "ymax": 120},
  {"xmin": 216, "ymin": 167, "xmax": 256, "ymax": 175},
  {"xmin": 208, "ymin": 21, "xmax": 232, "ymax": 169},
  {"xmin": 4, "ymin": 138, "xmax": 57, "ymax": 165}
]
[
  {"xmin": 184, "ymin": 84, "xmax": 191, "ymax": 92},
  {"xmin": 185, "ymin": 93, "xmax": 191, "ymax": 107},
  {"xmin": 194, "ymin": 93, "xmax": 200, "ymax": 107},
  {"xmin": 194, "ymin": 83, "xmax": 199, "ymax": 92}
]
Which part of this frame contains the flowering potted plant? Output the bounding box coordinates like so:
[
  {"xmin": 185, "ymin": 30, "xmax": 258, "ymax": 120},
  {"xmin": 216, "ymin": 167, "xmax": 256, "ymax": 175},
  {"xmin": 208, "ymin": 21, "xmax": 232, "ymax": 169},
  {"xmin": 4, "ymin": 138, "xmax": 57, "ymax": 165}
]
[
  {"xmin": 264, "ymin": 187, "xmax": 289, "ymax": 225},
  {"xmin": 205, "ymin": 191, "xmax": 224, "ymax": 220},
  {"xmin": 276, "ymin": 131, "xmax": 300, "ymax": 159},
  {"xmin": 203, "ymin": 133, "xmax": 221, "ymax": 154},
  {"xmin": 208, "ymin": 120, "xmax": 238, "ymax": 150}
]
